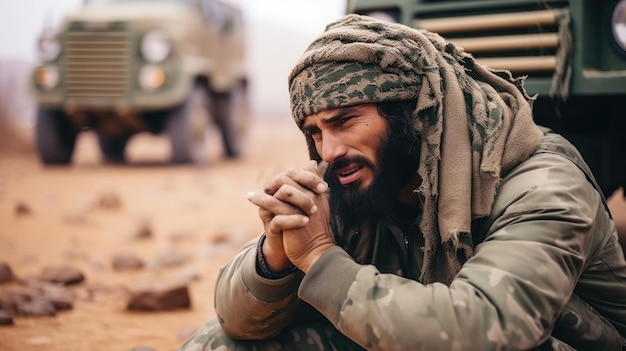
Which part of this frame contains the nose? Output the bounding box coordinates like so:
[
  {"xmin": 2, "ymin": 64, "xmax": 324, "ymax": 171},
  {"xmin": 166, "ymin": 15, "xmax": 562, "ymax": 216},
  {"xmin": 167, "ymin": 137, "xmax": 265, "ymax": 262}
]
[{"xmin": 319, "ymin": 131, "xmax": 348, "ymax": 164}]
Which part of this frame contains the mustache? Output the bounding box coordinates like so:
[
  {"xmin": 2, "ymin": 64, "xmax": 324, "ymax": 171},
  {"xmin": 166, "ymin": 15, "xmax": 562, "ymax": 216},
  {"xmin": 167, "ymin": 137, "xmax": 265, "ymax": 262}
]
[{"xmin": 326, "ymin": 156, "xmax": 375, "ymax": 178}]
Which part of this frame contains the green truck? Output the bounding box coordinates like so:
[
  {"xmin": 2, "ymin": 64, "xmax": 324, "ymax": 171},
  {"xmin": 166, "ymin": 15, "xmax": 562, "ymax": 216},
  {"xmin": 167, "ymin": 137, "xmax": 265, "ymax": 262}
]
[
  {"xmin": 30, "ymin": 0, "xmax": 248, "ymax": 165},
  {"xmin": 348, "ymin": 0, "xmax": 626, "ymax": 197}
]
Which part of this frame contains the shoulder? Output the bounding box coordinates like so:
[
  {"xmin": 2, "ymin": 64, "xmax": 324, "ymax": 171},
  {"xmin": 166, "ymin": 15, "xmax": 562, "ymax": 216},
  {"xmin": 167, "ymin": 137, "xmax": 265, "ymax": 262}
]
[{"xmin": 488, "ymin": 140, "xmax": 604, "ymax": 238}]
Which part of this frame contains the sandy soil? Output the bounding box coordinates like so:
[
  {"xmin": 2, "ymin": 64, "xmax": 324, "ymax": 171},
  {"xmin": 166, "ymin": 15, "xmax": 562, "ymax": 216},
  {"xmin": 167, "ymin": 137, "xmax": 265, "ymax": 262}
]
[
  {"xmin": 0, "ymin": 116, "xmax": 309, "ymax": 351},
  {"xmin": 0, "ymin": 116, "xmax": 624, "ymax": 351}
]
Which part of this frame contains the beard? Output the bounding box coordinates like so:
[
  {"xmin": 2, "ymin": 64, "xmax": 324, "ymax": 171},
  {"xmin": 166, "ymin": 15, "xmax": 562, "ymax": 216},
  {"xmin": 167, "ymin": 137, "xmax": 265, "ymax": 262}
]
[{"xmin": 325, "ymin": 120, "xmax": 420, "ymax": 230}]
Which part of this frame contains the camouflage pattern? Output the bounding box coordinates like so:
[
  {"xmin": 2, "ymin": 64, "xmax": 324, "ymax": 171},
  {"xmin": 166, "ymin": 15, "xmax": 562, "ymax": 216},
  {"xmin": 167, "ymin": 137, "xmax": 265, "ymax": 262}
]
[
  {"xmin": 182, "ymin": 14, "xmax": 626, "ymax": 351},
  {"xmin": 289, "ymin": 61, "xmax": 421, "ymax": 126},
  {"xmin": 180, "ymin": 317, "xmax": 364, "ymax": 350},
  {"xmin": 288, "ymin": 14, "xmax": 545, "ymax": 286},
  {"xmin": 181, "ymin": 130, "xmax": 626, "ymax": 350}
]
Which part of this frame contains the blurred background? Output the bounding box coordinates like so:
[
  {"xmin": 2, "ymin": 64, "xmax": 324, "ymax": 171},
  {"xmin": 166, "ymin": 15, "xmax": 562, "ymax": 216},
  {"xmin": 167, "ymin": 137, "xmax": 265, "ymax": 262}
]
[
  {"xmin": 0, "ymin": 0, "xmax": 348, "ymax": 126},
  {"xmin": 0, "ymin": 1, "xmax": 348, "ymax": 350}
]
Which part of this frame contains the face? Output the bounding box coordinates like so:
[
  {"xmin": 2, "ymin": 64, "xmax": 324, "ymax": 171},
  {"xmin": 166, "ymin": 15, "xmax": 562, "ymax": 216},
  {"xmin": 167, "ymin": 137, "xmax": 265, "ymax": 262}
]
[
  {"xmin": 303, "ymin": 102, "xmax": 421, "ymax": 226},
  {"xmin": 302, "ymin": 104, "xmax": 388, "ymax": 191}
]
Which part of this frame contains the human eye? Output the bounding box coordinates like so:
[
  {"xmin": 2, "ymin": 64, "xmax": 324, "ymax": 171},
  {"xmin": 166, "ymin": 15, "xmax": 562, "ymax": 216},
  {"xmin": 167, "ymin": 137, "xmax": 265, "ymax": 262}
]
[
  {"xmin": 303, "ymin": 126, "xmax": 321, "ymax": 139},
  {"xmin": 333, "ymin": 115, "xmax": 356, "ymax": 129}
]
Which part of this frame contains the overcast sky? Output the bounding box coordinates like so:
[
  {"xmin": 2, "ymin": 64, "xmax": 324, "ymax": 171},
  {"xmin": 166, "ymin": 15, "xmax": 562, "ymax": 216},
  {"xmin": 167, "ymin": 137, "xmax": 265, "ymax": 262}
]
[{"xmin": 0, "ymin": 0, "xmax": 347, "ymax": 61}]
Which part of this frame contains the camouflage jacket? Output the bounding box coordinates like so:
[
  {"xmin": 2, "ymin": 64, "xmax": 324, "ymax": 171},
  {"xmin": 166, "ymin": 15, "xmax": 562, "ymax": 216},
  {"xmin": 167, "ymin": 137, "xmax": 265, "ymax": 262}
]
[{"xmin": 213, "ymin": 130, "xmax": 626, "ymax": 350}]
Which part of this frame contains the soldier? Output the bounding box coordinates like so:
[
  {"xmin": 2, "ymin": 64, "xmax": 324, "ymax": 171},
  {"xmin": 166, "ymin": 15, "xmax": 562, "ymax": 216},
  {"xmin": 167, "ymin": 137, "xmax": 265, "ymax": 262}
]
[{"xmin": 181, "ymin": 14, "xmax": 626, "ymax": 350}]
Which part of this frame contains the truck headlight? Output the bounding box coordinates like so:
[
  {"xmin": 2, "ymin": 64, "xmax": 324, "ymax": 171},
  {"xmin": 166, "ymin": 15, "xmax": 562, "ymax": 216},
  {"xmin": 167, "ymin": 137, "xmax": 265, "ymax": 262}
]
[
  {"xmin": 140, "ymin": 30, "xmax": 171, "ymax": 63},
  {"xmin": 38, "ymin": 36, "xmax": 61, "ymax": 62},
  {"xmin": 612, "ymin": 0, "xmax": 626, "ymax": 53},
  {"xmin": 35, "ymin": 65, "xmax": 60, "ymax": 90},
  {"xmin": 138, "ymin": 65, "xmax": 166, "ymax": 91}
]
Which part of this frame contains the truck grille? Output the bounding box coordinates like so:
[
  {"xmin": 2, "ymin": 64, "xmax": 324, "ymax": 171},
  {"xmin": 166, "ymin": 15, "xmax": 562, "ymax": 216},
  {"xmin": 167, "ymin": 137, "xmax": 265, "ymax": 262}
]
[
  {"xmin": 413, "ymin": 1, "xmax": 570, "ymax": 78},
  {"xmin": 64, "ymin": 25, "xmax": 130, "ymax": 101}
]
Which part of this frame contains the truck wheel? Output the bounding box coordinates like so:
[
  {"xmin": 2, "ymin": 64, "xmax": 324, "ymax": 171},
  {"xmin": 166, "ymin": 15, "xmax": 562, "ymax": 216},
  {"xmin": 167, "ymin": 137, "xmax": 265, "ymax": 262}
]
[
  {"xmin": 35, "ymin": 108, "xmax": 78, "ymax": 165},
  {"xmin": 212, "ymin": 83, "xmax": 249, "ymax": 158},
  {"xmin": 97, "ymin": 133, "xmax": 129, "ymax": 163},
  {"xmin": 166, "ymin": 84, "xmax": 210, "ymax": 164}
]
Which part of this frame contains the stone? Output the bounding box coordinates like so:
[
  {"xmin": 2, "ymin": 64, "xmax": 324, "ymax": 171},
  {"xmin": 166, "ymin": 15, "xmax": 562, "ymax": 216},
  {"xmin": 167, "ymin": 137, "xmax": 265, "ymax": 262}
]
[
  {"xmin": 35, "ymin": 282, "xmax": 74, "ymax": 310},
  {"xmin": 0, "ymin": 262, "xmax": 14, "ymax": 283},
  {"xmin": 94, "ymin": 191, "xmax": 122, "ymax": 210},
  {"xmin": 126, "ymin": 281, "xmax": 191, "ymax": 311},
  {"xmin": 149, "ymin": 249, "xmax": 189, "ymax": 269},
  {"xmin": 0, "ymin": 310, "xmax": 13, "ymax": 325},
  {"xmin": 111, "ymin": 253, "xmax": 145, "ymax": 271},
  {"xmin": 132, "ymin": 220, "xmax": 153, "ymax": 240},
  {"xmin": 40, "ymin": 265, "xmax": 85, "ymax": 285},
  {"xmin": 1, "ymin": 287, "xmax": 56, "ymax": 317},
  {"xmin": 15, "ymin": 201, "xmax": 31, "ymax": 216}
]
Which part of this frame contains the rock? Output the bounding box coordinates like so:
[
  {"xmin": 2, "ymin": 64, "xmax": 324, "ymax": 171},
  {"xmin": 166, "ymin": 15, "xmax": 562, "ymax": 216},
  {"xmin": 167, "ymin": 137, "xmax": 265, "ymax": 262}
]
[
  {"xmin": 40, "ymin": 265, "xmax": 85, "ymax": 285},
  {"xmin": 132, "ymin": 220, "xmax": 153, "ymax": 240},
  {"xmin": 149, "ymin": 249, "xmax": 189, "ymax": 269},
  {"xmin": 15, "ymin": 201, "xmax": 31, "ymax": 216},
  {"xmin": 111, "ymin": 253, "xmax": 145, "ymax": 271},
  {"xmin": 1, "ymin": 287, "xmax": 56, "ymax": 317},
  {"xmin": 126, "ymin": 281, "xmax": 191, "ymax": 311},
  {"xmin": 0, "ymin": 310, "xmax": 13, "ymax": 325},
  {"xmin": 0, "ymin": 262, "xmax": 14, "ymax": 283},
  {"xmin": 1, "ymin": 281, "xmax": 74, "ymax": 316},
  {"xmin": 94, "ymin": 191, "xmax": 122, "ymax": 210},
  {"xmin": 34, "ymin": 282, "xmax": 74, "ymax": 310}
]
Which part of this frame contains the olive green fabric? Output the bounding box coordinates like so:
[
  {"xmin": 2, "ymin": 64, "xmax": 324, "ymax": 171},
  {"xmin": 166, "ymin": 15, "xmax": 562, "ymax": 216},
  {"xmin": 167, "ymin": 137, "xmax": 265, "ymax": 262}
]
[
  {"xmin": 179, "ymin": 129, "xmax": 626, "ymax": 350},
  {"xmin": 288, "ymin": 14, "xmax": 544, "ymax": 285}
]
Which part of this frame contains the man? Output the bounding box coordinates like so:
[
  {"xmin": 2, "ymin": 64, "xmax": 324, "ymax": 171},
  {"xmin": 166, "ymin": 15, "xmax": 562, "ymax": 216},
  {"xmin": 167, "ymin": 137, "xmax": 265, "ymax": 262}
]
[{"xmin": 181, "ymin": 14, "xmax": 626, "ymax": 350}]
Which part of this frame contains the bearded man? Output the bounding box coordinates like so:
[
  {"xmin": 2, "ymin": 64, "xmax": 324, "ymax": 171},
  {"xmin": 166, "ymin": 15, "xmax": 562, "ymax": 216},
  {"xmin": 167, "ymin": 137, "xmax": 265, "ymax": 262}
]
[{"xmin": 181, "ymin": 14, "xmax": 626, "ymax": 351}]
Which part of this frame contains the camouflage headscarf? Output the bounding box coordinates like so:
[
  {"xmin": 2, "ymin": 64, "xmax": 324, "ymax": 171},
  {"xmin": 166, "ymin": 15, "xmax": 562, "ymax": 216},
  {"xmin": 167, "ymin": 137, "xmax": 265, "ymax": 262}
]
[{"xmin": 288, "ymin": 14, "xmax": 543, "ymax": 285}]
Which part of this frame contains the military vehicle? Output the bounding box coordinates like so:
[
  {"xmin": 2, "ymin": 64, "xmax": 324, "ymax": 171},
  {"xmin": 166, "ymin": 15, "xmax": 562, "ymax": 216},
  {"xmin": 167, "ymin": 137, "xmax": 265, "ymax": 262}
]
[
  {"xmin": 30, "ymin": 0, "xmax": 248, "ymax": 165},
  {"xmin": 348, "ymin": 0, "xmax": 626, "ymax": 198}
]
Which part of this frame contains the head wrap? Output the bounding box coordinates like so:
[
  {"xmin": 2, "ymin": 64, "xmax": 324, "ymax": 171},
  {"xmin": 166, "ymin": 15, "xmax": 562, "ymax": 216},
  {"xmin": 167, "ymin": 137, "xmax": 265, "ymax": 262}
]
[{"xmin": 288, "ymin": 14, "xmax": 543, "ymax": 285}]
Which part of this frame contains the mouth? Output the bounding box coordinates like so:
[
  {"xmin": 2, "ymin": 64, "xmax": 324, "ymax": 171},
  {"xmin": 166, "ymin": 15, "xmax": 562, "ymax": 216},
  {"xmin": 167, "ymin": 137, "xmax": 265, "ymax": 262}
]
[{"xmin": 335, "ymin": 163, "xmax": 364, "ymax": 186}]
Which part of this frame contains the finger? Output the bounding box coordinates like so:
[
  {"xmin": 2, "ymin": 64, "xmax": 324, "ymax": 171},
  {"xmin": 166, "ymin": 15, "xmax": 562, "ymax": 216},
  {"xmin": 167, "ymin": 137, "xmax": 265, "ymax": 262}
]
[
  {"xmin": 247, "ymin": 191, "xmax": 305, "ymax": 216},
  {"xmin": 269, "ymin": 214, "xmax": 309, "ymax": 233},
  {"xmin": 264, "ymin": 166, "xmax": 327, "ymax": 196},
  {"xmin": 272, "ymin": 184, "xmax": 318, "ymax": 215}
]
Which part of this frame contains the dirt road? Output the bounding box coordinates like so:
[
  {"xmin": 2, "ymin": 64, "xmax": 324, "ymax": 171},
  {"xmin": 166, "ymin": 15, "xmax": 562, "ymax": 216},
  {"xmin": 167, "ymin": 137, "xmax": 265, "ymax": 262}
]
[{"xmin": 0, "ymin": 116, "xmax": 308, "ymax": 351}]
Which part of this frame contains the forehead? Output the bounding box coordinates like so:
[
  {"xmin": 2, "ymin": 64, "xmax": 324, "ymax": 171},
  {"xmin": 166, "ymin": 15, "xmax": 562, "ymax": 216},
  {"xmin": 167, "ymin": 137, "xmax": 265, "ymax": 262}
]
[{"xmin": 302, "ymin": 104, "xmax": 379, "ymax": 127}]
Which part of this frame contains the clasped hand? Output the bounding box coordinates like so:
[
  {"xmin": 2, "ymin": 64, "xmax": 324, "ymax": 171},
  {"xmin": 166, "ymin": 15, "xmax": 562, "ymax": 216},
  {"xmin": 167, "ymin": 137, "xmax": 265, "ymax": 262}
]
[{"xmin": 247, "ymin": 161, "xmax": 335, "ymax": 273}]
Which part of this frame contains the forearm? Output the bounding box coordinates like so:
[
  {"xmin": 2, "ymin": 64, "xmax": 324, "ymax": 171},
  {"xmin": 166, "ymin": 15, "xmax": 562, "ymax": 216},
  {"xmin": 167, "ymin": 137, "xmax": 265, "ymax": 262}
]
[
  {"xmin": 214, "ymin": 237, "xmax": 303, "ymax": 339},
  {"xmin": 298, "ymin": 246, "xmax": 576, "ymax": 351}
]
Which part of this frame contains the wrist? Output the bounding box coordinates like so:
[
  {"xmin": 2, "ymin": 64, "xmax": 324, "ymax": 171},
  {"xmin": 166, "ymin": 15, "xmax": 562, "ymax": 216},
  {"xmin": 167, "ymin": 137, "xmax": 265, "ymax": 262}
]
[
  {"xmin": 299, "ymin": 243, "xmax": 335, "ymax": 273},
  {"xmin": 256, "ymin": 233, "xmax": 296, "ymax": 279}
]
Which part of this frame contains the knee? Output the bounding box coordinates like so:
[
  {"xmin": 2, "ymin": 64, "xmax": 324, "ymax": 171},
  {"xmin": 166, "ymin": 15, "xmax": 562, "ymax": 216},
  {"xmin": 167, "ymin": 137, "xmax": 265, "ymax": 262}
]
[{"xmin": 179, "ymin": 317, "xmax": 233, "ymax": 351}]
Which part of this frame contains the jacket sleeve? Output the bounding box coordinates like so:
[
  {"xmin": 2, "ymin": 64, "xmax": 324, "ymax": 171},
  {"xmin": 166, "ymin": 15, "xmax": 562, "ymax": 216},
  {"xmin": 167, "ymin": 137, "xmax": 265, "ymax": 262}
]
[
  {"xmin": 214, "ymin": 237, "xmax": 304, "ymax": 339},
  {"xmin": 298, "ymin": 152, "xmax": 620, "ymax": 350}
]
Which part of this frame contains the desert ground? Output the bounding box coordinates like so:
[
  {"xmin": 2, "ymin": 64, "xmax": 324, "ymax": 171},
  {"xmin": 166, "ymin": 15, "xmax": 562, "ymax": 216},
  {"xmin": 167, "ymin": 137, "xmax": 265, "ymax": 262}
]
[
  {"xmin": 0, "ymin": 116, "xmax": 310, "ymax": 351},
  {"xmin": 0, "ymin": 115, "xmax": 625, "ymax": 351}
]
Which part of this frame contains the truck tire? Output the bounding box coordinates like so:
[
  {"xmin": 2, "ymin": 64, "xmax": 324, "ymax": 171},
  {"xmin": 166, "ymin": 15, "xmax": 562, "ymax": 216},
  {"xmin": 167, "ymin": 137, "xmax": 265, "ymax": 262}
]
[
  {"xmin": 35, "ymin": 108, "xmax": 78, "ymax": 165},
  {"xmin": 97, "ymin": 133, "xmax": 129, "ymax": 163},
  {"xmin": 212, "ymin": 83, "xmax": 249, "ymax": 158},
  {"xmin": 166, "ymin": 84, "xmax": 210, "ymax": 164}
]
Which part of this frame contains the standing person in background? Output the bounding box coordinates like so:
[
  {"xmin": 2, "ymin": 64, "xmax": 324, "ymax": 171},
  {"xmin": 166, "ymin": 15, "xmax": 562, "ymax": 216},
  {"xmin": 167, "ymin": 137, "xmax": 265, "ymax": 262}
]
[{"xmin": 181, "ymin": 14, "xmax": 626, "ymax": 350}]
